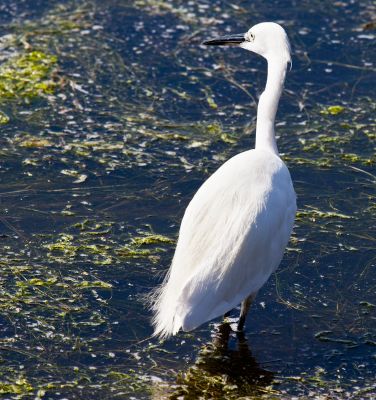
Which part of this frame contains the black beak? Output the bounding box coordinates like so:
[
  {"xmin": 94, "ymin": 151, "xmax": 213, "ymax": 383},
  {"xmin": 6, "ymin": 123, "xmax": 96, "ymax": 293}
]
[{"xmin": 203, "ymin": 34, "xmax": 246, "ymax": 46}]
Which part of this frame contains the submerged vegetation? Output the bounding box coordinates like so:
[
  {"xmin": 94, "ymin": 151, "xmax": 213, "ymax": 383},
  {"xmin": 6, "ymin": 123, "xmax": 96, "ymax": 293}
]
[{"xmin": 0, "ymin": 0, "xmax": 374, "ymax": 398}]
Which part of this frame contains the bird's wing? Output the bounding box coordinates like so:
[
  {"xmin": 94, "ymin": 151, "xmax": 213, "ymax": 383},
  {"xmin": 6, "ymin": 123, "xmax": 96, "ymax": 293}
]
[{"xmin": 153, "ymin": 150, "xmax": 296, "ymax": 335}]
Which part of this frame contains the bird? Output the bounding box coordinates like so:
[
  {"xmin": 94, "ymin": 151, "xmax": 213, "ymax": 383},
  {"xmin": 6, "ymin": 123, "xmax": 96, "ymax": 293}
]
[{"xmin": 151, "ymin": 22, "xmax": 297, "ymax": 338}]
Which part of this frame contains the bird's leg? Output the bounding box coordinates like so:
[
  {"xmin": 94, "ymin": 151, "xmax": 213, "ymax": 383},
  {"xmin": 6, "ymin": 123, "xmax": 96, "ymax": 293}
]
[{"xmin": 237, "ymin": 292, "xmax": 257, "ymax": 331}]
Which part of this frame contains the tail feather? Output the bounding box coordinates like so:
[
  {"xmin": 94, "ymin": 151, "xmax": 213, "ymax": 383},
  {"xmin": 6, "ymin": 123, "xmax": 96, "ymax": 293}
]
[{"xmin": 148, "ymin": 281, "xmax": 182, "ymax": 339}]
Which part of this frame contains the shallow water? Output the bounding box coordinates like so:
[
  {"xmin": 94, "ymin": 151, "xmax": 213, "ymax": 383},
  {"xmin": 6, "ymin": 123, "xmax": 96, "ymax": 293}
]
[{"xmin": 0, "ymin": 0, "xmax": 375, "ymax": 398}]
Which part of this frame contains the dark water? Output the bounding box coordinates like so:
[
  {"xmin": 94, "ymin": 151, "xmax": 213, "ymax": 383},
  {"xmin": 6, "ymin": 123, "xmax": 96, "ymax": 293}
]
[{"xmin": 0, "ymin": 0, "xmax": 375, "ymax": 398}]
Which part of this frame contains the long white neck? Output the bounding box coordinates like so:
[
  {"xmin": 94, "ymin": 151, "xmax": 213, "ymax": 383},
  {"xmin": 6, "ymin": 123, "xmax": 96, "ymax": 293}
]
[{"xmin": 255, "ymin": 58, "xmax": 287, "ymax": 155}]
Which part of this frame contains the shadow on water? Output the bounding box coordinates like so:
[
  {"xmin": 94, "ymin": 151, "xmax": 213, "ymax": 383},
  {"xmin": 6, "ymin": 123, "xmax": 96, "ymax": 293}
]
[{"xmin": 169, "ymin": 323, "xmax": 274, "ymax": 399}]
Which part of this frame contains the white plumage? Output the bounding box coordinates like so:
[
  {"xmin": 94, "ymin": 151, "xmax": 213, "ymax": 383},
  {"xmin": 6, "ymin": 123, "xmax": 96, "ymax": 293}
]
[{"xmin": 151, "ymin": 22, "xmax": 297, "ymax": 338}]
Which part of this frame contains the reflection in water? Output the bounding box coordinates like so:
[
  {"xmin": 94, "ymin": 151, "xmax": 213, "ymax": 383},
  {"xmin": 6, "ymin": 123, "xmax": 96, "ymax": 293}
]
[{"xmin": 170, "ymin": 323, "xmax": 275, "ymax": 399}]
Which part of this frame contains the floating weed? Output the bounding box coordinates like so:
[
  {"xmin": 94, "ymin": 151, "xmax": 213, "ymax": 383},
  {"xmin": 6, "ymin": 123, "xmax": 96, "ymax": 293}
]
[
  {"xmin": 0, "ymin": 377, "xmax": 33, "ymax": 396},
  {"xmin": 135, "ymin": 119, "xmax": 237, "ymax": 147},
  {"xmin": 18, "ymin": 135, "xmax": 54, "ymax": 148},
  {"xmin": 42, "ymin": 220, "xmax": 174, "ymax": 266},
  {"xmin": 282, "ymin": 155, "xmax": 333, "ymax": 168},
  {"xmin": 0, "ymin": 110, "xmax": 9, "ymax": 124},
  {"xmin": 44, "ymin": 233, "xmax": 77, "ymax": 258},
  {"xmin": 103, "ymin": 370, "xmax": 151, "ymax": 395},
  {"xmin": 131, "ymin": 234, "xmax": 175, "ymax": 246},
  {"xmin": 44, "ymin": 232, "xmax": 114, "ymax": 265},
  {"xmin": 73, "ymin": 219, "xmax": 113, "ymax": 236},
  {"xmin": 284, "ymin": 98, "xmax": 376, "ymax": 168},
  {"xmin": 364, "ymin": 129, "xmax": 376, "ymax": 140},
  {"xmin": 17, "ymin": 277, "xmax": 59, "ymax": 287},
  {"xmin": 75, "ymin": 280, "xmax": 112, "ymax": 289},
  {"xmin": 300, "ymin": 133, "xmax": 350, "ymax": 152},
  {"xmin": 198, "ymin": 121, "xmax": 237, "ymax": 144},
  {"xmin": 340, "ymin": 153, "xmax": 375, "ymax": 165},
  {"xmin": 359, "ymin": 301, "xmax": 375, "ymax": 310},
  {"xmin": 116, "ymin": 232, "xmax": 174, "ymax": 263},
  {"xmin": 296, "ymin": 207, "xmax": 354, "ymax": 222},
  {"xmin": 320, "ymin": 105, "xmax": 345, "ymax": 115},
  {"xmin": 0, "ymin": 243, "xmax": 115, "ymax": 396},
  {"xmin": 314, "ymin": 331, "xmax": 357, "ymax": 346},
  {"xmin": 115, "ymin": 246, "xmax": 153, "ymax": 259},
  {"xmin": 205, "ymin": 93, "xmax": 218, "ymax": 109},
  {"xmin": 0, "ymin": 8, "xmax": 238, "ymax": 174},
  {"xmin": 60, "ymin": 169, "xmax": 88, "ymax": 183},
  {"xmin": 0, "ymin": 51, "xmax": 58, "ymax": 100},
  {"xmin": 202, "ymin": 121, "xmax": 223, "ymax": 135}
]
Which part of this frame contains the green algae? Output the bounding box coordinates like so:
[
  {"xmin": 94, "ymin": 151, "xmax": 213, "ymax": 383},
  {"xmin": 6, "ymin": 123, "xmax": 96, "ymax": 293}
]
[
  {"xmin": 341, "ymin": 153, "xmax": 375, "ymax": 165},
  {"xmin": 0, "ymin": 50, "xmax": 58, "ymax": 100},
  {"xmin": 205, "ymin": 94, "xmax": 218, "ymax": 109},
  {"xmin": 115, "ymin": 246, "xmax": 153, "ymax": 259},
  {"xmin": 17, "ymin": 277, "xmax": 58, "ymax": 287},
  {"xmin": 44, "ymin": 231, "xmax": 115, "ymax": 265},
  {"xmin": 301, "ymin": 134, "xmax": 349, "ymax": 152},
  {"xmin": 283, "ymin": 155, "xmax": 333, "ymax": 168},
  {"xmin": 0, "ymin": 111, "xmax": 9, "ymax": 124},
  {"xmin": 116, "ymin": 233, "xmax": 174, "ymax": 263},
  {"xmin": 320, "ymin": 105, "xmax": 345, "ymax": 115},
  {"xmin": 0, "ymin": 0, "xmax": 370, "ymax": 179},
  {"xmin": 131, "ymin": 234, "xmax": 175, "ymax": 246},
  {"xmin": 75, "ymin": 280, "xmax": 112, "ymax": 289},
  {"xmin": 359, "ymin": 301, "xmax": 375, "ymax": 310},
  {"xmin": 41, "ymin": 220, "xmax": 174, "ymax": 267},
  {"xmin": 285, "ymin": 98, "xmax": 376, "ymax": 169},
  {"xmin": 0, "ymin": 247, "xmax": 115, "ymax": 397},
  {"xmin": 18, "ymin": 135, "xmax": 54, "ymax": 148},
  {"xmin": 296, "ymin": 207, "xmax": 354, "ymax": 222},
  {"xmin": 104, "ymin": 370, "xmax": 151, "ymax": 395},
  {"xmin": 0, "ymin": 377, "xmax": 33, "ymax": 396}
]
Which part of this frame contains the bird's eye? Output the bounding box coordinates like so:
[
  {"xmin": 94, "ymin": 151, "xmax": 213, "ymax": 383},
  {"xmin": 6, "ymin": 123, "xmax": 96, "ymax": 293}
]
[{"xmin": 246, "ymin": 32, "xmax": 255, "ymax": 42}]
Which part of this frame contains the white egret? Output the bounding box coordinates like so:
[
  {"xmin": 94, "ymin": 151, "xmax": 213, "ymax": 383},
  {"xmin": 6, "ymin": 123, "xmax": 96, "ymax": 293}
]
[{"xmin": 151, "ymin": 22, "xmax": 297, "ymax": 338}]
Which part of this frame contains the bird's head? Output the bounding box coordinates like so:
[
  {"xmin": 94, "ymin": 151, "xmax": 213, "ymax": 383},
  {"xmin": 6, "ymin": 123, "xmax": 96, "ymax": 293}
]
[{"xmin": 203, "ymin": 22, "xmax": 291, "ymax": 66}]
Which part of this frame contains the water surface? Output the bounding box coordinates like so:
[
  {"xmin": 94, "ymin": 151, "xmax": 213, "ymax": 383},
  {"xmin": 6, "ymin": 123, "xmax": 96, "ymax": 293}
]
[{"xmin": 0, "ymin": 0, "xmax": 375, "ymax": 398}]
